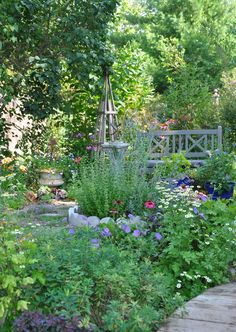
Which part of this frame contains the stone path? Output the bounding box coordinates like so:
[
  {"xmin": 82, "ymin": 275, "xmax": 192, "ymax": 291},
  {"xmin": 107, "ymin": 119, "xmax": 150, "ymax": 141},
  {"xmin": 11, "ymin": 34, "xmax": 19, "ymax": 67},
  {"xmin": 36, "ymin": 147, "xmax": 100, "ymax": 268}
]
[
  {"xmin": 6, "ymin": 199, "xmax": 75, "ymax": 227},
  {"xmin": 159, "ymin": 283, "xmax": 236, "ymax": 332}
]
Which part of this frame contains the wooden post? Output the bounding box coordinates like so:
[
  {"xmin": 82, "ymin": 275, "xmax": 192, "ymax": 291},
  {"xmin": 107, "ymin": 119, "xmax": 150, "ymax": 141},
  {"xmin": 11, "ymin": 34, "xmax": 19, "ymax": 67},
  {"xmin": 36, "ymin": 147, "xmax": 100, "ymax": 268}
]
[{"xmin": 217, "ymin": 126, "xmax": 223, "ymax": 150}]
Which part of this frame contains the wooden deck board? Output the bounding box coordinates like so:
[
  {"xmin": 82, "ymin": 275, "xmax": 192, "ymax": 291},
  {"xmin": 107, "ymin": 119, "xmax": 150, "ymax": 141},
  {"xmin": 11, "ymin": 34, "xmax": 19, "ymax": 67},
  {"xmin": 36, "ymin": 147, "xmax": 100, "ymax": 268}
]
[{"xmin": 158, "ymin": 283, "xmax": 236, "ymax": 332}]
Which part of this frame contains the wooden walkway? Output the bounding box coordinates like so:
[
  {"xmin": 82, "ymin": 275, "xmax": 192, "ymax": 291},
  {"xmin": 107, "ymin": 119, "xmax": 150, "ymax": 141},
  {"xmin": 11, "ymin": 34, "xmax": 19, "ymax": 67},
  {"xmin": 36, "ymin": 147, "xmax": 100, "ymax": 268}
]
[{"xmin": 159, "ymin": 283, "xmax": 236, "ymax": 332}]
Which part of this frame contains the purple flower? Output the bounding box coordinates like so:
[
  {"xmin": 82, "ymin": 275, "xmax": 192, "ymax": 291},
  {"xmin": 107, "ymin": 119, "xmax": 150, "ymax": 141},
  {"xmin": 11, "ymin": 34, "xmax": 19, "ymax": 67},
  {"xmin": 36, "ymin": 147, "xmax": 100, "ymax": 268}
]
[
  {"xmin": 199, "ymin": 213, "xmax": 205, "ymax": 219},
  {"xmin": 101, "ymin": 227, "xmax": 112, "ymax": 237},
  {"xmin": 86, "ymin": 145, "xmax": 97, "ymax": 152},
  {"xmin": 75, "ymin": 132, "xmax": 84, "ymax": 138},
  {"xmin": 121, "ymin": 224, "xmax": 131, "ymax": 234},
  {"xmin": 197, "ymin": 192, "xmax": 208, "ymax": 202},
  {"xmin": 133, "ymin": 229, "xmax": 141, "ymax": 237},
  {"xmin": 149, "ymin": 215, "xmax": 157, "ymax": 222},
  {"xmin": 89, "ymin": 134, "xmax": 95, "ymax": 140},
  {"xmin": 128, "ymin": 213, "xmax": 135, "ymax": 219},
  {"xmin": 69, "ymin": 228, "xmax": 75, "ymax": 235},
  {"xmin": 155, "ymin": 232, "xmax": 163, "ymax": 241},
  {"xmin": 193, "ymin": 206, "xmax": 199, "ymax": 215},
  {"xmin": 90, "ymin": 238, "xmax": 100, "ymax": 248}
]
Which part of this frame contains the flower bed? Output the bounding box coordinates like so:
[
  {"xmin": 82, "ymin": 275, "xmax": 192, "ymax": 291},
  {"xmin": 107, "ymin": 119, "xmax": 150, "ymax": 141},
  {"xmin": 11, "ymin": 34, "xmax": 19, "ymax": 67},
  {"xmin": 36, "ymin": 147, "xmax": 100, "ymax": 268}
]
[{"xmin": 1, "ymin": 180, "xmax": 235, "ymax": 331}]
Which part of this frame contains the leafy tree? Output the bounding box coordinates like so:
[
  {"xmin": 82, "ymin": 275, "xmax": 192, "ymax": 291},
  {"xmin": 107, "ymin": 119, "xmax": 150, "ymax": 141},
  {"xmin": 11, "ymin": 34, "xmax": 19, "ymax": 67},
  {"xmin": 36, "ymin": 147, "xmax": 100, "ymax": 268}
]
[
  {"xmin": 0, "ymin": 1, "xmax": 118, "ymax": 114},
  {"xmin": 0, "ymin": 0, "xmax": 118, "ymax": 152},
  {"xmin": 111, "ymin": 0, "xmax": 236, "ymax": 128},
  {"xmin": 114, "ymin": 0, "xmax": 236, "ymax": 92}
]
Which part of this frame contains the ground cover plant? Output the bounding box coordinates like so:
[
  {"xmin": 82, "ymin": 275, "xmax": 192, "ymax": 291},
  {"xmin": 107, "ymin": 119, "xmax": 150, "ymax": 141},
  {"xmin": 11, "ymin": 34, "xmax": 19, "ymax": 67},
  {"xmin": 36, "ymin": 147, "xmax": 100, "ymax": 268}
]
[{"xmin": 0, "ymin": 221, "xmax": 37, "ymax": 330}]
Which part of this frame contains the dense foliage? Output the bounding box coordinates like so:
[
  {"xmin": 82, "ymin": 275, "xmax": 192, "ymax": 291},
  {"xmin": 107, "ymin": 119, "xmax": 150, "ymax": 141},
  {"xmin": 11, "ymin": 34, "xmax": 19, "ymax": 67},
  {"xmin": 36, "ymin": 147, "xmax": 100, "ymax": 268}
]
[
  {"xmin": 0, "ymin": 222, "xmax": 36, "ymax": 326},
  {"xmin": 69, "ymin": 141, "xmax": 151, "ymax": 217},
  {"xmin": 0, "ymin": 1, "xmax": 236, "ymax": 330},
  {"xmin": 0, "ymin": 0, "xmax": 118, "ymax": 148},
  {"xmin": 9, "ymin": 196, "xmax": 236, "ymax": 331},
  {"xmin": 111, "ymin": 0, "xmax": 236, "ymax": 133}
]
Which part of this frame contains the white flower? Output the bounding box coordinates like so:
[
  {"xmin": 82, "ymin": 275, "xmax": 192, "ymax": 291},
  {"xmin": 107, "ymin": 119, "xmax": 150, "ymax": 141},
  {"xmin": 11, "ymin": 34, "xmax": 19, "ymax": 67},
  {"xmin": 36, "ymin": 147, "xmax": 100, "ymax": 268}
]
[
  {"xmin": 204, "ymin": 276, "xmax": 212, "ymax": 283},
  {"xmin": 176, "ymin": 283, "xmax": 182, "ymax": 289},
  {"xmin": 185, "ymin": 213, "xmax": 194, "ymax": 218}
]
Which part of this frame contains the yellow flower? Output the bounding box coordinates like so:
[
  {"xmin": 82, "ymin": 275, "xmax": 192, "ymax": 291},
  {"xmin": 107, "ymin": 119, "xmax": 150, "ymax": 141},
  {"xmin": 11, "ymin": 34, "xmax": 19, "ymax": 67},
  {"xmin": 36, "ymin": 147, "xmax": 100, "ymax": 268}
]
[
  {"xmin": 1, "ymin": 157, "xmax": 13, "ymax": 165},
  {"xmin": 19, "ymin": 165, "xmax": 28, "ymax": 173}
]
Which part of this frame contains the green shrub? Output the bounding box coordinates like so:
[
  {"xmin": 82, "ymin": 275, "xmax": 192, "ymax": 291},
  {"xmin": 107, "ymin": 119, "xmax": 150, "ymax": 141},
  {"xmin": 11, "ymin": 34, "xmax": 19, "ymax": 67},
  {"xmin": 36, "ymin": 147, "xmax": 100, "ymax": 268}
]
[
  {"xmin": 194, "ymin": 151, "xmax": 236, "ymax": 193},
  {"xmin": 22, "ymin": 228, "xmax": 181, "ymax": 331},
  {"xmin": 0, "ymin": 222, "xmax": 37, "ymax": 327},
  {"xmin": 157, "ymin": 195, "xmax": 236, "ymax": 298},
  {"xmin": 0, "ymin": 158, "xmax": 28, "ymax": 210},
  {"xmin": 70, "ymin": 141, "xmax": 153, "ymax": 217},
  {"xmin": 153, "ymin": 152, "xmax": 191, "ymax": 179}
]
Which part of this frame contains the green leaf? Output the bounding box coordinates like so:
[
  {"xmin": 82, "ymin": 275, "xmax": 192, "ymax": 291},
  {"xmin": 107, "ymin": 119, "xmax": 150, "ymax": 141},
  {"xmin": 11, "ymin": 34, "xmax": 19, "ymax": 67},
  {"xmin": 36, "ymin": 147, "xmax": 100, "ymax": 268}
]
[
  {"xmin": 10, "ymin": 36, "xmax": 17, "ymax": 43},
  {"xmin": 2, "ymin": 275, "xmax": 17, "ymax": 289},
  {"xmin": 22, "ymin": 277, "xmax": 34, "ymax": 285},
  {"xmin": 17, "ymin": 300, "xmax": 28, "ymax": 311},
  {"xmin": 0, "ymin": 303, "xmax": 5, "ymax": 318}
]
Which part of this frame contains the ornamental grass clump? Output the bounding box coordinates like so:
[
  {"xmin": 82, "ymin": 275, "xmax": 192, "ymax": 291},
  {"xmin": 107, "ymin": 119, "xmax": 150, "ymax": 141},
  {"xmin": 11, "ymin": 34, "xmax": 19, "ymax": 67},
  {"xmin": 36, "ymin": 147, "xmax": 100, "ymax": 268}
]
[{"xmin": 72, "ymin": 140, "xmax": 153, "ymax": 218}]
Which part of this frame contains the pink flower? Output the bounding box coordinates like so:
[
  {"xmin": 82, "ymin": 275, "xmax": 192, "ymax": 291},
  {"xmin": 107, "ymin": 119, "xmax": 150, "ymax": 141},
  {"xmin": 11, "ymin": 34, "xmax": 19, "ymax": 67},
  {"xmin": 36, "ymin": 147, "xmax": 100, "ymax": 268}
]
[
  {"xmin": 144, "ymin": 201, "xmax": 156, "ymax": 209},
  {"xmin": 160, "ymin": 124, "xmax": 168, "ymax": 130},
  {"xmin": 74, "ymin": 157, "xmax": 82, "ymax": 164}
]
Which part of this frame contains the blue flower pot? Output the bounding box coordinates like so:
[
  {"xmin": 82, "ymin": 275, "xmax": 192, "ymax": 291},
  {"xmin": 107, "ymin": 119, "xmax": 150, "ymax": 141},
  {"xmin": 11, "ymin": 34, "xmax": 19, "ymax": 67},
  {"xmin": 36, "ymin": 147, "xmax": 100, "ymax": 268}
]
[
  {"xmin": 205, "ymin": 182, "xmax": 235, "ymax": 200},
  {"xmin": 176, "ymin": 177, "xmax": 193, "ymax": 187}
]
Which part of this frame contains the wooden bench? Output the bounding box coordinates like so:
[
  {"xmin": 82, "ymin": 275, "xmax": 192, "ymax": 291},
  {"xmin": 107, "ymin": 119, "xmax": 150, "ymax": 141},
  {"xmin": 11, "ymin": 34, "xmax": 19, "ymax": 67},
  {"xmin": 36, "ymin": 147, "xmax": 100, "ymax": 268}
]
[{"xmin": 146, "ymin": 126, "xmax": 222, "ymax": 169}]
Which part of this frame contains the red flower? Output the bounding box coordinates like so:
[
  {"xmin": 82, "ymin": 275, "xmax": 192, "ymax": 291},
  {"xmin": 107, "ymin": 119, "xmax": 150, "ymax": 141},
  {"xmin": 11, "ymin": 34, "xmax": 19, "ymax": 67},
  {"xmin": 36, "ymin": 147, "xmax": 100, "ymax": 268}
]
[
  {"xmin": 144, "ymin": 201, "xmax": 156, "ymax": 209},
  {"xmin": 113, "ymin": 199, "xmax": 124, "ymax": 205}
]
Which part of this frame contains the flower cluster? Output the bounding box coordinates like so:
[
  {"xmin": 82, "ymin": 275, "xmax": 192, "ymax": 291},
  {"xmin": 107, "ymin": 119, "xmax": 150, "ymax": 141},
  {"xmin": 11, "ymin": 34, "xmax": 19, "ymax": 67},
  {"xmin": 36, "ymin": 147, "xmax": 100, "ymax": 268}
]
[
  {"xmin": 1, "ymin": 157, "xmax": 14, "ymax": 165},
  {"xmin": 155, "ymin": 181, "xmax": 206, "ymax": 216}
]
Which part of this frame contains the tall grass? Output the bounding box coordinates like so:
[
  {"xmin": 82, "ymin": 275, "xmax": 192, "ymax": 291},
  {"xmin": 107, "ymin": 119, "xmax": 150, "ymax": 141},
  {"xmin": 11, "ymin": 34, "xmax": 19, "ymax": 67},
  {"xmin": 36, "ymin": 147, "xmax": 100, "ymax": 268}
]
[{"xmin": 71, "ymin": 139, "xmax": 153, "ymax": 218}]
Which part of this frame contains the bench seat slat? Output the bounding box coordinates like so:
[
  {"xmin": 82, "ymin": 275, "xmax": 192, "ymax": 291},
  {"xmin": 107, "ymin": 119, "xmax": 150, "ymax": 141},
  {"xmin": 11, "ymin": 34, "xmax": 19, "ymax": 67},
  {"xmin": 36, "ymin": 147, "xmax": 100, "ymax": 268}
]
[{"xmin": 148, "ymin": 129, "xmax": 219, "ymax": 136}]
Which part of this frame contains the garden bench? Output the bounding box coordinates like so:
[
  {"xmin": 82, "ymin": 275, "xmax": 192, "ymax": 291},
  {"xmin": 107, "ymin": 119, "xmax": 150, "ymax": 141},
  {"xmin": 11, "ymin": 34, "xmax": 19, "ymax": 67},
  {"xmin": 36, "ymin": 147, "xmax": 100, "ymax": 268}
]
[{"xmin": 146, "ymin": 126, "xmax": 222, "ymax": 169}]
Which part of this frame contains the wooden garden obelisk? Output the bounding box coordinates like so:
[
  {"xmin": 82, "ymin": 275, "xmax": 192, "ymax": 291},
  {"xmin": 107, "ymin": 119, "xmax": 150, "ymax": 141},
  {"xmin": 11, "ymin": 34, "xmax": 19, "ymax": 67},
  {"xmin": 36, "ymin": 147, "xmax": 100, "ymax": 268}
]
[{"xmin": 95, "ymin": 67, "xmax": 119, "ymax": 146}]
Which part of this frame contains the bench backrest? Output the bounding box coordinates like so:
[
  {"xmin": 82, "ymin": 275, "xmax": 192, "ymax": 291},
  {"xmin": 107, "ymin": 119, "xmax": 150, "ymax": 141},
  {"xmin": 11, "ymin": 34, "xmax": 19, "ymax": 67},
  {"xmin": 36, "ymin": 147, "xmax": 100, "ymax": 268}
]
[{"xmin": 148, "ymin": 126, "xmax": 222, "ymax": 160}]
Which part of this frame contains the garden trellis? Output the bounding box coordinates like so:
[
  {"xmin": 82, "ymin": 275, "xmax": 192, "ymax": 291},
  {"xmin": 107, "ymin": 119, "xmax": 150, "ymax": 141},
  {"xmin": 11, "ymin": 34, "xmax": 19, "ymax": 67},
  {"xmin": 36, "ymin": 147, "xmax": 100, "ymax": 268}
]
[{"xmin": 95, "ymin": 68, "xmax": 119, "ymax": 145}]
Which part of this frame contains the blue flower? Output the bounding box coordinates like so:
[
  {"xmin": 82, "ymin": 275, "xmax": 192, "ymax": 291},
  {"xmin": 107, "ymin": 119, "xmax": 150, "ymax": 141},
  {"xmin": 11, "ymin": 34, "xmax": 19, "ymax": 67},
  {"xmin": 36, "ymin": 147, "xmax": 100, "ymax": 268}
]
[
  {"xmin": 149, "ymin": 215, "xmax": 157, "ymax": 222},
  {"xmin": 199, "ymin": 213, "xmax": 205, "ymax": 219},
  {"xmin": 121, "ymin": 224, "xmax": 131, "ymax": 234},
  {"xmin": 155, "ymin": 232, "xmax": 163, "ymax": 241},
  {"xmin": 69, "ymin": 228, "xmax": 75, "ymax": 235},
  {"xmin": 90, "ymin": 238, "xmax": 100, "ymax": 248},
  {"xmin": 128, "ymin": 213, "xmax": 135, "ymax": 219},
  {"xmin": 193, "ymin": 206, "xmax": 199, "ymax": 215},
  {"xmin": 101, "ymin": 227, "xmax": 112, "ymax": 237},
  {"xmin": 133, "ymin": 229, "xmax": 141, "ymax": 237},
  {"xmin": 75, "ymin": 132, "xmax": 83, "ymax": 138}
]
